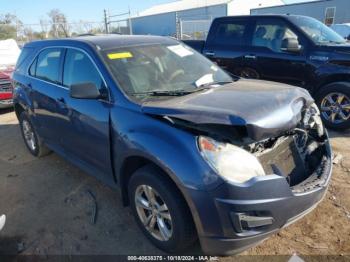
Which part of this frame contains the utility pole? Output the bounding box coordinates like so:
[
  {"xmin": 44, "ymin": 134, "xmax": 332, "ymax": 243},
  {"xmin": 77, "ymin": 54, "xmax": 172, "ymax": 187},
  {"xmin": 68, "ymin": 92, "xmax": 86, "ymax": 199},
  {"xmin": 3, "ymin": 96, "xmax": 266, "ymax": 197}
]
[
  {"xmin": 128, "ymin": 6, "xmax": 133, "ymax": 35},
  {"xmin": 104, "ymin": 9, "xmax": 109, "ymax": 34}
]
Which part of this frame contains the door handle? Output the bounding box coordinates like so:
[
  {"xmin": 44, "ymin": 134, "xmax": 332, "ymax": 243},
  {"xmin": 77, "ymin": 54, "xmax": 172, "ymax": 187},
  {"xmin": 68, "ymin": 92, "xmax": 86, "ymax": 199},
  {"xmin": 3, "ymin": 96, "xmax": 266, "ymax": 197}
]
[
  {"xmin": 244, "ymin": 55, "xmax": 257, "ymax": 59},
  {"xmin": 205, "ymin": 51, "xmax": 215, "ymax": 57}
]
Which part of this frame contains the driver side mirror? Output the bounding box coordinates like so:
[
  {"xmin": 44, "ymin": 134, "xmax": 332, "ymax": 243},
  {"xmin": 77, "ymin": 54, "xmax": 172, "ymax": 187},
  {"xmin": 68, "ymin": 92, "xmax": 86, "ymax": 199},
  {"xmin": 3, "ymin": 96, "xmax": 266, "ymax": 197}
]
[
  {"xmin": 281, "ymin": 38, "xmax": 302, "ymax": 53},
  {"xmin": 70, "ymin": 82, "xmax": 101, "ymax": 99}
]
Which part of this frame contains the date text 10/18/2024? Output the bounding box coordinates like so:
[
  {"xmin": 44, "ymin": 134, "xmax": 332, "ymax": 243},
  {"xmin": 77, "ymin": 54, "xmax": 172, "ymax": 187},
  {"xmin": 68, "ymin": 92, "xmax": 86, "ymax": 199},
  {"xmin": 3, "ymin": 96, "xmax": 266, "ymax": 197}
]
[{"xmin": 127, "ymin": 256, "xmax": 219, "ymax": 261}]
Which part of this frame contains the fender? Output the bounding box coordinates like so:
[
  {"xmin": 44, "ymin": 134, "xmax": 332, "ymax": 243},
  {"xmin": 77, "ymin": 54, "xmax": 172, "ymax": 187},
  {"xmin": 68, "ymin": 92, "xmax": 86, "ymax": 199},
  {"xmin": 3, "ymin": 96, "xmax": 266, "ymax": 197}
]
[
  {"xmin": 13, "ymin": 76, "xmax": 34, "ymax": 116},
  {"xmin": 110, "ymin": 106, "xmax": 223, "ymax": 192}
]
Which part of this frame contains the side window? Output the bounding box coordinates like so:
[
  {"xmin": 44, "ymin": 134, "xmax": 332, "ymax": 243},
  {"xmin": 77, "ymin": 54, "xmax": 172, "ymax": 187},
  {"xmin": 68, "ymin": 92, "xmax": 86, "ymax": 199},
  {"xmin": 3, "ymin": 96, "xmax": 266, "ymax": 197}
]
[
  {"xmin": 325, "ymin": 7, "xmax": 336, "ymax": 26},
  {"xmin": 214, "ymin": 21, "xmax": 247, "ymax": 46},
  {"xmin": 29, "ymin": 58, "xmax": 37, "ymax": 76},
  {"xmin": 252, "ymin": 19, "xmax": 299, "ymax": 53},
  {"xmin": 35, "ymin": 48, "xmax": 63, "ymax": 84},
  {"xmin": 63, "ymin": 49, "xmax": 104, "ymax": 89},
  {"xmin": 16, "ymin": 47, "xmax": 33, "ymax": 73}
]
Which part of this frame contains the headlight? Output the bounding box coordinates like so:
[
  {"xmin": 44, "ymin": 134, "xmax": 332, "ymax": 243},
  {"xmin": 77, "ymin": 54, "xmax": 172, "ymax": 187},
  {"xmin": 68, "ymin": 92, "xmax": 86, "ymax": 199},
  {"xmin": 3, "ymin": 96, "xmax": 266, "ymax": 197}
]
[
  {"xmin": 198, "ymin": 136, "xmax": 265, "ymax": 184},
  {"xmin": 304, "ymin": 103, "xmax": 324, "ymax": 136}
]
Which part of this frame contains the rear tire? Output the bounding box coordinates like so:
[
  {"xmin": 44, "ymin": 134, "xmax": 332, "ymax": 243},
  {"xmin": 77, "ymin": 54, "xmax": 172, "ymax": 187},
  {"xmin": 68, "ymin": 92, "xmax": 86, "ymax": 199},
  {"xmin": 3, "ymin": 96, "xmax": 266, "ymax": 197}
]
[
  {"xmin": 19, "ymin": 111, "xmax": 51, "ymax": 157},
  {"xmin": 128, "ymin": 165, "xmax": 197, "ymax": 253},
  {"xmin": 315, "ymin": 82, "xmax": 350, "ymax": 130}
]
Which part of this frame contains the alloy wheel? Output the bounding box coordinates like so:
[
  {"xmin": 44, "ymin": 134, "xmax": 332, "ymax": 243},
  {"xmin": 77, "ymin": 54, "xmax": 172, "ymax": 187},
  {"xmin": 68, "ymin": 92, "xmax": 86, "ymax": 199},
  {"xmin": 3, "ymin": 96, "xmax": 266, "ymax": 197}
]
[
  {"xmin": 134, "ymin": 185, "xmax": 173, "ymax": 241},
  {"xmin": 22, "ymin": 120, "xmax": 37, "ymax": 151},
  {"xmin": 320, "ymin": 92, "xmax": 350, "ymax": 124}
]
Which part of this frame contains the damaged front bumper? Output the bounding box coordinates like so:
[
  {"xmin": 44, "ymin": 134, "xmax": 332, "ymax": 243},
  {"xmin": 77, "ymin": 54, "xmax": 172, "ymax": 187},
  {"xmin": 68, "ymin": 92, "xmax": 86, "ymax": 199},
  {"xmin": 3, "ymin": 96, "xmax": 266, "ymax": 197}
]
[
  {"xmin": 189, "ymin": 130, "xmax": 332, "ymax": 255},
  {"xmin": 191, "ymin": 139, "xmax": 331, "ymax": 255}
]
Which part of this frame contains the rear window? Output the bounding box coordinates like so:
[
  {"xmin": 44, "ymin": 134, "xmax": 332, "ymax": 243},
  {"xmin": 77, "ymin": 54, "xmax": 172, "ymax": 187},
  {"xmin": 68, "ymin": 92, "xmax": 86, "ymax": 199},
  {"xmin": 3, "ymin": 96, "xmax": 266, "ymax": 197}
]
[
  {"xmin": 15, "ymin": 47, "xmax": 34, "ymax": 73},
  {"xmin": 213, "ymin": 21, "xmax": 247, "ymax": 46}
]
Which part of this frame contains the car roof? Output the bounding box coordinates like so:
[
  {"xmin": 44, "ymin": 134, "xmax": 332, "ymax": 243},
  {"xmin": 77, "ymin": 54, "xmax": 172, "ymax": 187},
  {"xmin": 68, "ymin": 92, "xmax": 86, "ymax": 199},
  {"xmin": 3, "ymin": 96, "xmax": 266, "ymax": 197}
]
[
  {"xmin": 215, "ymin": 14, "xmax": 309, "ymax": 20},
  {"xmin": 24, "ymin": 34, "xmax": 177, "ymax": 51}
]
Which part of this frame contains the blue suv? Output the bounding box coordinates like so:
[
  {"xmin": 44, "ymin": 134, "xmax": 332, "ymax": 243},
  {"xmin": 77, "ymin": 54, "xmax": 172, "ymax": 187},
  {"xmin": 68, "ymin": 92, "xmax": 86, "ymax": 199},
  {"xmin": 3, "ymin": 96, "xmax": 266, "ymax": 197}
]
[{"xmin": 12, "ymin": 35, "xmax": 332, "ymax": 255}]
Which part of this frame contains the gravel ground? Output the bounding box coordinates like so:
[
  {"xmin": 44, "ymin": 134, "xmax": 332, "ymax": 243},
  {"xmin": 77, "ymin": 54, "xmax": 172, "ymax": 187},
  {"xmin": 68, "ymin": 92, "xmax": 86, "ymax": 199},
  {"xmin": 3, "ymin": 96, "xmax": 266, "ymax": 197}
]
[{"xmin": 0, "ymin": 109, "xmax": 349, "ymax": 260}]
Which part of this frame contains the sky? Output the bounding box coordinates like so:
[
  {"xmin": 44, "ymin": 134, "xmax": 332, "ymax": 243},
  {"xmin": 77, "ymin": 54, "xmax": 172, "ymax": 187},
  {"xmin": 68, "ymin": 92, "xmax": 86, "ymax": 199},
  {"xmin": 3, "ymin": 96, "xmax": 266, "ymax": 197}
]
[{"xmin": 1, "ymin": 0, "xmax": 315, "ymax": 25}]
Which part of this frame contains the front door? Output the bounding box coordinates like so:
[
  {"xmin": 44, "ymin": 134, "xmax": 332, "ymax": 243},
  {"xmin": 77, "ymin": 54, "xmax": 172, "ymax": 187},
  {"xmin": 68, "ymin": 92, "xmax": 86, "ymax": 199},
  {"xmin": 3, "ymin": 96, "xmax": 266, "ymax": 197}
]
[
  {"xmin": 58, "ymin": 48, "xmax": 113, "ymax": 181},
  {"xmin": 242, "ymin": 17, "xmax": 308, "ymax": 87}
]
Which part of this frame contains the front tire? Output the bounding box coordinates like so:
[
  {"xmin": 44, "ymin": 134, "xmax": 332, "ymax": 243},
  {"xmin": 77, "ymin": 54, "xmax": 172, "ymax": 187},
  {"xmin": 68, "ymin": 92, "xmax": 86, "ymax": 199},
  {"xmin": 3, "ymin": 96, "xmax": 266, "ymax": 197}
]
[
  {"xmin": 19, "ymin": 112, "xmax": 51, "ymax": 157},
  {"xmin": 128, "ymin": 165, "xmax": 197, "ymax": 253},
  {"xmin": 315, "ymin": 82, "xmax": 350, "ymax": 130}
]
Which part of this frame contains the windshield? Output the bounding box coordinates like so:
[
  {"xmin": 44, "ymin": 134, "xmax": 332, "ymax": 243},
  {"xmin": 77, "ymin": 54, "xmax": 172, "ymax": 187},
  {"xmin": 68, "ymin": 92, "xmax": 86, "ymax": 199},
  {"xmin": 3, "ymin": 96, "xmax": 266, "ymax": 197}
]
[
  {"xmin": 103, "ymin": 43, "xmax": 233, "ymax": 98},
  {"xmin": 290, "ymin": 16, "xmax": 346, "ymax": 45}
]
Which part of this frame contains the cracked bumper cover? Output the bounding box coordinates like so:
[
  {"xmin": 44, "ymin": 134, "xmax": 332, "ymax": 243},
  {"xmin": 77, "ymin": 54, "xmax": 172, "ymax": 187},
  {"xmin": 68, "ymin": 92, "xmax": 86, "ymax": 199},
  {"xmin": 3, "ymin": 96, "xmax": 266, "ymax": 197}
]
[{"xmin": 186, "ymin": 140, "xmax": 332, "ymax": 255}]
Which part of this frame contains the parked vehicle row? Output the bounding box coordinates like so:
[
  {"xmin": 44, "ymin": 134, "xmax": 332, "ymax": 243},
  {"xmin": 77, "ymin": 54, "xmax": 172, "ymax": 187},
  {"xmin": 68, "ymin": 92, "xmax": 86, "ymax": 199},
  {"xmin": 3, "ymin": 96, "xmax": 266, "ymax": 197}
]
[
  {"xmin": 13, "ymin": 35, "xmax": 332, "ymax": 255},
  {"xmin": 184, "ymin": 14, "xmax": 350, "ymax": 130},
  {"xmin": 0, "ymin": 67, "xmax": 14, "ymax": 109},
  {"xmin": 0, "ymin": 39, "xmax": 21, "ymax": 109}
]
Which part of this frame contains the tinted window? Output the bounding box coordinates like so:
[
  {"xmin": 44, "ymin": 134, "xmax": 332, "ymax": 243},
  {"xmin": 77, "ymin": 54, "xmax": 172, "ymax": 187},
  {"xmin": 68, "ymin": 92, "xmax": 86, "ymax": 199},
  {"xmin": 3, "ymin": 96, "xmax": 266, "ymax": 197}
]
[
  {"xmin": 63, "ymin": 49, "xmax": 104, "ymax": 89},
  {"xmin": 16, "ymin": 47, "xmax": 33, "ymax": 73},
  {"xmin": 214, "ymin": 21, "xmax": 247, "ymax": 46},
  {"xmin": 252, "ymin": 19, "xmax": 299, "ymax": 53},
  {"xmin": 35, "ymin": 48, "xmax": 62, "ymax": 84},
  {"xmin": 29, "ymin": 58, "xmax": 37, "ymax": 76},
  {"xmin": 289, "ymin": 16, "xmax": 345, "ymax": 45}
]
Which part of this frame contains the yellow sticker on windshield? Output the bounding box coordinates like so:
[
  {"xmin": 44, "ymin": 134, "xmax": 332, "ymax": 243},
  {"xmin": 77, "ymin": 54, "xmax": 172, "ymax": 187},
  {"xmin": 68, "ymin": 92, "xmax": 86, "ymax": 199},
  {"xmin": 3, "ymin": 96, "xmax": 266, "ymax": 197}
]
[{"xmin": 107, "ymin": 52, "xmax": 133, "ymax": 59}]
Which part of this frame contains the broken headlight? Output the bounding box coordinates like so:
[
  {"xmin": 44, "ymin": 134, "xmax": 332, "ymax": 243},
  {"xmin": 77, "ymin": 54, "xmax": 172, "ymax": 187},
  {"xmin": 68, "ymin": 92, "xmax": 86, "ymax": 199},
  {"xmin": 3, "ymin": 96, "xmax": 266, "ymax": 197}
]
[
  {"xmin": 198, "ymin": 136, "xmax": 265, "ymax": 184},
  {"xmin": 303, "ymin": 103, "xmax": 324, "ymax": 137}
]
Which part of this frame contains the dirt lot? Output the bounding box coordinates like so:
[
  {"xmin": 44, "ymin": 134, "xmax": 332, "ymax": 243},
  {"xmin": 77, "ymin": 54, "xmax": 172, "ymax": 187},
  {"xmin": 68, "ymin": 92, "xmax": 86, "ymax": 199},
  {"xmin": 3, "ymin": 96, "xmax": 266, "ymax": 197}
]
[{"xmin": 0, "ymin": 109, "xmax": 349, "ymax": 259}]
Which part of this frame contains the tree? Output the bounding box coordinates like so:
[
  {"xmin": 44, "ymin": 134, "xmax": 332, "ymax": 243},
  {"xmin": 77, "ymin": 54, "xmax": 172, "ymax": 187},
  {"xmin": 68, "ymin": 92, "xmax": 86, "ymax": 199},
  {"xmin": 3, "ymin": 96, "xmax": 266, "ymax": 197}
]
[
  {"xmin": 0, "ymin": 13, "xmax": 19, "ymax": 40},
  {"xmin": 47, "ymin": 9, "xmax": 71, "ymax": 38},
  {"xmin": 40, "ymin": 19, "xmax": 50, "ymax": 39}
]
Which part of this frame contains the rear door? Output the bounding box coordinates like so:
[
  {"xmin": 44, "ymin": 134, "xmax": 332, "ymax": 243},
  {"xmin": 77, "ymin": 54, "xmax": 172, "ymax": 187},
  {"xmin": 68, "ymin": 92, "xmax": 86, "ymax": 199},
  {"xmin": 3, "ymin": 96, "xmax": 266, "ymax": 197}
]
[
  {"xmin": 58, "ymin": 48, "xmax": 113, "ymax": 180},
  {"xmin": 203, "ymin": 18, "xmax": 252, "ymax": 75},
  {"xmin": 28, "ymin": 48, "xmax": 67, "ymax": 147},
  {"xmin": 241, "ymin": 17, "xmax": 308, "ymax": 86}
]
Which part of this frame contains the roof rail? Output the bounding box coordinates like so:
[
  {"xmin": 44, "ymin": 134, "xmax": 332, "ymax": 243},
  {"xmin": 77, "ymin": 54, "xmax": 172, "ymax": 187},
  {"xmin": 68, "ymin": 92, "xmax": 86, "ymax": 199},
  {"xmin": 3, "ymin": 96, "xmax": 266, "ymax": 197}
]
[{"xmin": 76, "ymin": 33, "xmax": 96, "ymax": 37}]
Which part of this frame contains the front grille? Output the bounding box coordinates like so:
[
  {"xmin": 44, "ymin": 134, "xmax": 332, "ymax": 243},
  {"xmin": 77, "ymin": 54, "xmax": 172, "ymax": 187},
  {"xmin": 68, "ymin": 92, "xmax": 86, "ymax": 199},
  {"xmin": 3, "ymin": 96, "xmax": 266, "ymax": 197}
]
[{"xmin": 257, "ymin": 136, "xmax": 307, "ymax": 186}]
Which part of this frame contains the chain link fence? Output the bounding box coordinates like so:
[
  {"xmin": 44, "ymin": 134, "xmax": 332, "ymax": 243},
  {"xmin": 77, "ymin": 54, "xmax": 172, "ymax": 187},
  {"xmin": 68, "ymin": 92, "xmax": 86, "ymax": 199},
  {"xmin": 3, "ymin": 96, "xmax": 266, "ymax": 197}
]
[{"xmin": 179, "ymin": 17, "xmax": 213, "ymax": 40}]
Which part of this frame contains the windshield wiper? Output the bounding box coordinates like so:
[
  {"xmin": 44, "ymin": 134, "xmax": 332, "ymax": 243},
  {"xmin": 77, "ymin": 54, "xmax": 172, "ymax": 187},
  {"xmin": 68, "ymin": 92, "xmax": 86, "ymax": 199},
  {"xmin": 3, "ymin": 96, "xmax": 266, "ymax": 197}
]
[
  {"xmin": 129, "ymin": 87, "xmax": 210, "ymax": 97},
  {"xmin": 196, "ymin": 80, "xmax": 233, "ymax": 88}
]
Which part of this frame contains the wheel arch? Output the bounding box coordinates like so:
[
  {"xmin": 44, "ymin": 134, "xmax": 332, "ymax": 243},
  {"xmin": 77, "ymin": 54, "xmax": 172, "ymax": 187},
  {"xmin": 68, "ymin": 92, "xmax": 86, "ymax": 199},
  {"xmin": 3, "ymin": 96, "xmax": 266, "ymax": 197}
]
[
  {"xmin": 118, "ymin": 155, "xmax": 201, "ymax": 236},
  {"xmin": 14, "ymin": 103, "xmax": 26, "ymax": 120},
  {"xmin": 119, "ymin": 155, "xmax": 190, "ymax": 209},
  {"xmin": 316, "ymin": 74, "xmax": 350, "ymax": 95}
]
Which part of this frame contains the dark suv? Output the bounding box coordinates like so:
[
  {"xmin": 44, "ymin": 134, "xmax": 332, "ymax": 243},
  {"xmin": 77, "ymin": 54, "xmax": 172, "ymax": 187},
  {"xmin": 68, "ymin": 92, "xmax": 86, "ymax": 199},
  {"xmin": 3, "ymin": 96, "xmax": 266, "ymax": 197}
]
[
  {"xmin": 184, "ymin": 15, "xmax": 350, "ymax": 129},
  {"xmin": 12, "ymin": 35, "xmax": 332, "ymax": 255}
]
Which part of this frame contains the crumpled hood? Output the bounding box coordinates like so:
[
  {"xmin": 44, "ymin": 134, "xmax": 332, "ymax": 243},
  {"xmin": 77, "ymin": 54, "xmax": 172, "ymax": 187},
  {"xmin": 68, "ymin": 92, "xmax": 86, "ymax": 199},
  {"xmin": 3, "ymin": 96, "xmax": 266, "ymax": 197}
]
[{"xmin": 142, "ymin": 79, "xmax": 314, "ymax": 141}]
